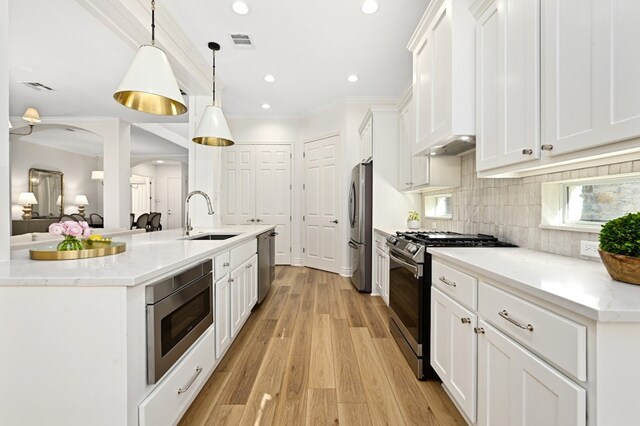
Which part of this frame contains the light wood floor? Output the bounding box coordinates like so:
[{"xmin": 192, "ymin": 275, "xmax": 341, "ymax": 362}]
[{"xmin": 179, "ymin": 266, "xmax": 466, "ymax": 426}]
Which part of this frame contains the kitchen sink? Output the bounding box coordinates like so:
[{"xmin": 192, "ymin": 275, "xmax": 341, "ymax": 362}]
[{"xmin": 188, "ymin": 234, "xmax": 238, "ymax": 241}]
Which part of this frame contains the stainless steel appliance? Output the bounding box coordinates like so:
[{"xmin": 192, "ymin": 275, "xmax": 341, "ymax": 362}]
[
  {"xmin": 257, "ymin": 230, "xmax": 277, "ymax": 304},
  {"xmin": 387, "ymin": 231, "xmax": 515, "ymax": 379},
  {"xmin": 348, "ymin": 160, "xmax": 372, "ymax": 292},
  {"xmin": 146, "ymin": 259, "xmax": 213, "ymax": 384}
]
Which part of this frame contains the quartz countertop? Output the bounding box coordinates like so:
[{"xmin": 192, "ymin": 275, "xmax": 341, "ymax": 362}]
[
  {"xmin": 428, "ymin": 247, "xmax": 640, "ymax": 322},
  {"xmin": 0, "ymin": 225, "xmax": 275, "ymax": 287}
]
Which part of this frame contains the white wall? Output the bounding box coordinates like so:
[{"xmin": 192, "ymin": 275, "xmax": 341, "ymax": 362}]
[
  {"xmin": 10, "ymin": 140, "xmax": 100, "ymax": 219},
  {"xmin": 0, "ymin": 0, "xmax": 9, "ymax": 260},
  {"xmin": 154, "ymin": 164, "xmax": 183, "ymax": 229}
]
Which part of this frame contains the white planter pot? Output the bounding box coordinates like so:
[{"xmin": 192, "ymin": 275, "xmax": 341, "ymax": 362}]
[{"xmin": 407, "ymin": 220, "xmax": 420, "ymax": 229}]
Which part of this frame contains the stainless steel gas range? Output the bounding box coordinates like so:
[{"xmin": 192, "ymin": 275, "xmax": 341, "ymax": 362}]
[{"xmin": 386, "ymin": 231, "xmax": 515, "ymax": 380}]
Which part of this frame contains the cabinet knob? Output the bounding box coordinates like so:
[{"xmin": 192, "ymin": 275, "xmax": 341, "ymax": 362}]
[
  {"xmin": 256, "ymin": 218, "xmax": 263, "ymax": 222},
  {"xmin": 541, "ymin": 144, "xmax": 554, "ymax": 151},
  {"xmin": 522, "ymin": 149, "xmax": 533, "ymax": 155},
  {"xmin": 474, "ymin": 327, "xmax": 485, "ymax": 334},
  {"xmin": 228, "ymin": 278, "xmax": 234, "ymax": 283},
  {"xmin": 330, "ymin": 219, "xmax": 339, "ymax": 224},
  {"xmin": 461, "ymin": 318, "xmax": 471, "ymax": 324},
  {"xmin": 247, "ymin": 219, "xmax": 256, "ymax": 223}
]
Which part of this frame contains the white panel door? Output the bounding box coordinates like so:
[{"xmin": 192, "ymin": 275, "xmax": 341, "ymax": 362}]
[
  {"xmin": 477, "ymin": 320, "xmax": 586, "ymax": 426},
  {"xmin": 166, "ymin": 177, "xmax": 182, "ymax": 229},
  {"xmin": 304, "ymin": 135, "xmax": 341, "ymax": 274},
  {"xmin": 255, "ymin": 145, "xmax": 292, "ymax": 264},
  {"xmin": 221, "ymin": 146, "xmax": 255, "ymax": 225}
]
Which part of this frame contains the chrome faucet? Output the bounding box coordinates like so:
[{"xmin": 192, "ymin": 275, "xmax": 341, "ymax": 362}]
[{"xmin": 184, "ymin": 190, "xmax": 214, "ymax": 235}]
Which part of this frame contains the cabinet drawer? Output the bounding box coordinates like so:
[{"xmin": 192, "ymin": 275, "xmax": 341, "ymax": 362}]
[
  {"xmin": 230, "ymin": 239, "xmax": 257, "ymax": 268},
  {"xmin": 214, "ymin": 252, "xmax": 230, "ymax": 281},
  {"xmin": 139, "ymin": 327, "xmax": 215, "ymax": 426},
  {"xmin": 478, "ymin": 282, "xmax": 586, "ymax": 381},
  {"xmin": 432, "ymin": 260, "xmax": 478, "ymax": 309}
]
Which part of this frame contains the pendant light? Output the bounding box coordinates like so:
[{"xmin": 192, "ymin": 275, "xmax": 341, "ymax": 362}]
[
  {"xmin": 192, "ymin": 42, "xmax": 234, "ymax": 146},
  {"xmin": 113, "ymin": 0, "xmax": 187, "ymax": 116}
]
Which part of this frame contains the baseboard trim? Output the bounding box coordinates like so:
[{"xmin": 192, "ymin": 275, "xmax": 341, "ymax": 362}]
[
  {"xmin": 339, "ymin": 266, "xmax": 353, "ymax": 277},
  {"xmin": 292, "ymin": 257, "xmax": 303, "ymax": 267}
]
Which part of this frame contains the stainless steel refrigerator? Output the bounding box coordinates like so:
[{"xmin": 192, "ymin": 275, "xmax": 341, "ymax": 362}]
[{"xmin": 348, "ymin": 160, "xmax": 372, "ymax": 292}]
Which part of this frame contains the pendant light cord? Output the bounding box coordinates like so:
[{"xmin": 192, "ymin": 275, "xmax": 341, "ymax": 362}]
[
  {"xmin": 212, "ymin": 48, "xmax": 216, "ymax": 106},
  {"xmin": 151, "ymin": 0, "xmax": 156, "ymax": 46}
]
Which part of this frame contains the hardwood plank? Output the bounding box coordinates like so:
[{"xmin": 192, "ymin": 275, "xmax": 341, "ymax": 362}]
[
  {"xmin": 204, "ymin": 405, "xmax": 244, "ymax": 426},
  {"xmin": 273, "ymin": 293, "xmax": 300, "ymax": 338},
  {"xmin": 238, "ymin": 337, "xmax": 291, "ymax": 426},
  {"xmin": 327, "ymin": 275, "xmax": 347, "ymax": 319},
  {"xmin": 373, "ymin": 338, "xmax": 438, "ymax": 425},
  {"xmin": 341, "ymin": 290, "xmax": 365, "ymax": 328},
  {"xmin": 289, "ymin": 270, "xmax": 309, "ymax": 295},
  {"xmin": 371, "ymin": 295, "xmax": 386, "ymax": 306},
  {"xmin": 271, "ymin": 355, "xmax": 309, "ymax": 425},
  {"xmin": 314, "ymin": 282, "xmax": 330, "ymax": 314},
  {"xmin": 337, "ymin": 403, "xmax": 373, "ymax": 426},
  {"xmin": 217, "ymin": 319, "xmax": 278, "ymax": 405},
  {"xmin": 330, "ymin": 319, "xmax": 366, "ymax": 403},
  {"xmin": 349, "ymin": 327, "xmax": 405, "ymax": 426},
  {"xmin": 417, "ymin": 381, "xmax": 467, "ymax": 426},
  {"xmin": 260, "ymin": 286, "xmax": 291, "ymax": 320},
  {"xmin": 217, "ymin": 311, "xmax": 262, "ymax": 372},
  {"xmin": 305, "ymin": 388, "xmax": 339, "ymax": 426},
  {"xmin": 178, "ymin": 372, "xmax": 231, "ymax": 426},
  {"xmin": 308, "ymin": 314, "xmax": 335, "ymax": 388},
  {"xmin": 356, "ymin": 293, "xmax": 390, "ymax": 338},
  {"xmin": 336, "ymin": 274, "xmax": 354, "ymax": 290}
]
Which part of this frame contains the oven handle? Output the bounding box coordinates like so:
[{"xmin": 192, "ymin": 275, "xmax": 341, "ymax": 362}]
[{"xmin": 389, "ymin": 252, "xmax": 422, "ymax": 278}]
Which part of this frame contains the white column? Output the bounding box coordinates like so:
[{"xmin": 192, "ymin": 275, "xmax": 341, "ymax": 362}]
[
  {"xmin": 103, "ymin": 120, "xmax": 131, "ymax": 229},
  {"xmin": 0, "ymin": 0, "xmax": 10, "ymax": 261},
  {"xmin": 187, "ymin": 96, "xmax": 220, "ymax": 228}
]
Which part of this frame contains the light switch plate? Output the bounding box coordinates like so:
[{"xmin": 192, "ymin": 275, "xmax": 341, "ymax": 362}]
[{"xmin": 580, "ymin": 241, "xmax": 600, "ymax": 258}]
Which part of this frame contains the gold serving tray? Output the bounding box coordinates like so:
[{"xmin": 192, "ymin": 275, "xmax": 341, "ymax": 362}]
[{"xmin": 30, "ymin": 241, "xmax": 126, "ymax": 261}]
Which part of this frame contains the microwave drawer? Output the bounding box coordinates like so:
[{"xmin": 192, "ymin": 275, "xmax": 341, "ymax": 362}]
[
  {"xmin": 139, "ymin": 327, "xmax": 215, "ymax": 426},
  {"xmin": 478, "ymin": 282, "xmax": 587, "ymax": 382},
  {"xmin": 432, "ymin": 260, "xmax": 478, "ymax": 309}
]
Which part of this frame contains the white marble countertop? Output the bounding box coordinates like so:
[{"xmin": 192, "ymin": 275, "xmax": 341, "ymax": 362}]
[
  {"xmin": 428, "ymin": 247, "xmax": 640, "ymax": 322},
  {"xmin": 0, "ymin": 225, "xmax": 275, "ymax": 287}
]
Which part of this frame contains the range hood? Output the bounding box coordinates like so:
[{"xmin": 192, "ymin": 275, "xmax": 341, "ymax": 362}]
[{"xmin": 430, "ymin": 136, "xmax": 476, "ymax": 156}]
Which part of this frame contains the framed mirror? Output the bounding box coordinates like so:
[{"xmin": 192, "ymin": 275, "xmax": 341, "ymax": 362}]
[{"xmin": 28, "ymin": 168, "xmax": 63, "ymax": 218}]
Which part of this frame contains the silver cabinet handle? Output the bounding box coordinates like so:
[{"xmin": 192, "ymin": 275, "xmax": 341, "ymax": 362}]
[
  {"xmin": 247, "ymin": 219, "xmax": 255, "ymax": 222},
  {"xmin": 460, "ymin": 318, "xmax": 471, "ymax": 324},
  {"xmin": 223, "ymin": 262, "xmax": 229, "ymax": 267},
  {"xmin": 541, "ymin": 144, "xmax": 554, "ymax": 151},
  {"xmin": 330, "ymin": 219, "xmax": 339, "ymax": 224},
  {"xmin": 177, "ymin": 366, "xmax": 202, "ymax": 394},
  {"xmin": 228, "ymin": 278, "xmax": 234, "ymax": 283},
  {"xmin": 439, "ymin": 276, "xmax": 456, "ymax": 287},
  {"xmin": 256, "ymin": 218, "xmax": 263, "ymax": 222},
  {"xmin": 498, "ymin": 310, "xmax": 534, "ymax": 332},
  {"xmin": 474, "ymin": 327, "xmax": 485, "ymax": 334},
  {"xmin": 522, "ymin": 148, "xmax": 533, "ymax": 155}
]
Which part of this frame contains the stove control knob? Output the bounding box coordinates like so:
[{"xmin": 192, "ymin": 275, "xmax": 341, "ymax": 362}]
[
  {"xmin": 387, "ymin": 236, "xmax": 398, "ymax": 245},
  {"xmin": 406, "ymin": 244, "xmax": 418, "ymax": 254}
]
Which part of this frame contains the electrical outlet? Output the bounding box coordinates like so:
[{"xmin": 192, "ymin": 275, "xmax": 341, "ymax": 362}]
[{"xmin": 580, "ymin": 241, "xmax": 600, "ymax": 258}]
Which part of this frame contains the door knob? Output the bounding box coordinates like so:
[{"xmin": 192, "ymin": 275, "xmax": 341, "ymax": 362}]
[
  {"xmin": 247, "ymin": 219, "xmax": 255, "ymax": 222},
  {"xmin": 256, "ymin": 218, "xmax": 263, "ymax": 222},
  {"xmin": 330, "ymin": 219, "xmax": 339, "ymax": 224}
]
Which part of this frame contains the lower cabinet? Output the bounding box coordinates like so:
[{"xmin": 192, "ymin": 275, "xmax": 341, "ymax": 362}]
[
  {"xmin": 375, "ymin": 246, "xmax": 389, "ymax": 305},
  {"xmin": 215, "ymin": 275, "xmax": 231, "ymax": 359},
  {"xmin": 431, "ymin": 287, "xmax": 477, "ymax": 422},
  {"xmin": 230, "ymin": 255, "xmax": 258, "ymax": 338},
  {"xmin": 476, "ymin": 320, "xmax": 586, "ymax": 426}
]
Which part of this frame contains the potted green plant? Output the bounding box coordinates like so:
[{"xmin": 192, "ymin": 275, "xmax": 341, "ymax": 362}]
[
  {"xmin": 407, "ymin": 211, "xmax": 421, "ymax": 230},
  {"xmin": 598, "ymin": 212, "xmax": 640, "ymax": 285}
]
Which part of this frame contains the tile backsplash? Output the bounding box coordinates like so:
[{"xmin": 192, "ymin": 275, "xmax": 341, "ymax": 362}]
[{"xmin": 423, "ymin": 153, "xmax": 640, "ymax": 259}]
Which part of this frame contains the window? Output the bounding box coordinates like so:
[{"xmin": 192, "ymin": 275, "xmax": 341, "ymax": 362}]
[
  {"xmin": 424, "ymin": 194, "xmax": 452, "ymax": 219},
  {"xmin": 541, "ymin": 173, "xmax": 640, "ymax": 231}
]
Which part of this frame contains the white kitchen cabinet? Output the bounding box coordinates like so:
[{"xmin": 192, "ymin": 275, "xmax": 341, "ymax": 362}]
[
  {"xmin": 408, "ymin": 0, "xmax": 475, "ymax": 156},
  {"xmin": 229, "ymin": 262, "xmax": 246, "ymax": 338},
  {"xmin": 477, "ymin": 320, "xmax": 586, "ymax": 426},
  {"xmin": 221, "ymin": 145, "xmax": 292, "ymax": 264},
  {"xmin": 398, "ymin": 92, "xmax": 430, "ymax": 190},
  {"xmin": 246, "ymin": 254, "xmax": 258, "ymax": 310},
  {"xmin": 473, "ymin": 0, "xmax": 540, "ymax": 171},
  {"xmin": 431, "ymin": 287, "xmax": 477, "ymax": 423},
  {"xmin": 374, "ymin": 246, "xmax": 389, "ymax": 305},
  {"xmin": 542, "ymin": 0, "xmax": 640, "ymax": 157},
  {"xmin": 215, "ymin": 274, "xmax": 231, "ymax": 359},
  {"xmin": 360, "ymin": 117, "xmax": 373, "ymax": 162}
]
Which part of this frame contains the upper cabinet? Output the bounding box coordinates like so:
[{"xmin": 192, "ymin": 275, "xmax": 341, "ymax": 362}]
[
  {"xmin": 473, "ymin": 0, "xmax": 541, "ymax": 172},
  {"xmin": 542, "ymin": 0, "xmax": 640, "ymax": 156},
  {"xmin": 360, "ymin": 117, "xmax": 373, "ymax": 162},
  {"xmin": 408, "ymin": 0, "xmax": 476, "ymax": 156}
]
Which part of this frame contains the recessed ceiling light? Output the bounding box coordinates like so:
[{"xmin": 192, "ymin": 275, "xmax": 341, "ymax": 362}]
[
  {"xmin": 429, "ymin": 152, "xmax": 437, "ymax": 156},
  {"xmin": 347, "ymin": 74, "xmax": 359, "ymax": 83},
  {"xmin": 156, "ymin": 160, "xmax": 164, "ymax": 164},
  {"xmin": 261, "ymin": 103, "xmax": 271, "ymax": 109},
  {"xmin": 264, "ymin": 74, "xmax": 276, "ymax": 83},
  {"xmin": 460, "ymin": 136, "xmax": 471, "ymax": 141},
  {"xmin": 361, "ymin": 0, "xmax": 379, "ymax": 14},
  {"xmin": 232, "ymin": 1, "xmax": 249, "ymax": 15}
]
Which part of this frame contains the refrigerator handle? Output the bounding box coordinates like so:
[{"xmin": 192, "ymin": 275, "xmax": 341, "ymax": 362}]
[{"xmin": 348, "ymin": 241, "xmax": 359, "ymax": 249}]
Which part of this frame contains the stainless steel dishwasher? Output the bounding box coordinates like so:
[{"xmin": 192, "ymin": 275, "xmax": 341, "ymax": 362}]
[{"xmin": 257, "ymin": 230, "xmax": 277, "ymax": 303}]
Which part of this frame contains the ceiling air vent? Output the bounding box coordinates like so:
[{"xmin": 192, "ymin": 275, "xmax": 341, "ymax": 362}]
[
  {"xmin": 20, "ymin": 81, "xmax": 54, "ymax": 91},
  {"xmin": 180, "ymin": 89, "xmax": 187, "ymax": 96},
  {"xmin": 230, "ymin": 34, "xmax": 254, "ymax": 48}
]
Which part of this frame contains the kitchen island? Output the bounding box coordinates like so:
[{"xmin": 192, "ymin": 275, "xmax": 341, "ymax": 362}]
[{"xmin": 0, "ymin": 225, "xmax": 275, "ymax": 426}]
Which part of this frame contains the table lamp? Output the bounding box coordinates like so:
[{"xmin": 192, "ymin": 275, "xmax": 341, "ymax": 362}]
[{"xmin": 18, "ymin": 192, "xmax": 38, "ymax": 220}]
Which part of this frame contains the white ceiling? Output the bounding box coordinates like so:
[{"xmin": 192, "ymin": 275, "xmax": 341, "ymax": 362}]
[{"xmin": 8, "ymin": 0, "xmax": 429, "ymax": 120}]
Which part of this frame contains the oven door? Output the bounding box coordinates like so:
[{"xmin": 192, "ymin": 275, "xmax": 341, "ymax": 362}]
[
  {"xmin": 388, "ymin": 249, "xmax": 424, "ymax": 354},
  {"xmin": 147, "ymin": 273, "xmax": 213, "ymax": 384}
]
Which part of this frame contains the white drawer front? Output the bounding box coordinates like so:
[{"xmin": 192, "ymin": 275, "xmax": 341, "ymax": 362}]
[
  {"xmin": 139, "ymin": 328, "xmax": 215, "ymax": 426},
  {"xmin": 230, "ymin": 239, "xmax": 257, "ymax": 268},
  {"xmin": 432, "ymin": 260, "xmax": 478, "ymax": 309},
  {"xmin": 478, "ymin": 282, "xmax": 587, "ymax": 381},
  {"xmin": 214, "ymin": 252, "xmax": 230, "ymax": 281}
]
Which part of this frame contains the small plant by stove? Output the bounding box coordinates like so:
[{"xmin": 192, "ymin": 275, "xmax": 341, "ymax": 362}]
[
  {"xmin": 598, "ymin": 212, "xmax": 640, "ymax": 285},
  {"xmin": 407, "ymin": 211, "xmax": 420, "ymax": 230}
]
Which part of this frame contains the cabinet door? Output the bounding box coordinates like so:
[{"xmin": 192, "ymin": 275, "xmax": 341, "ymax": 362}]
[
  {"xmin": 246, "ymin": 254, "xmax": 258, "ymax": 311},
  {"xmin": 398, "ymin": 101, "xmax": 414, "ymax": 190},
  {"xmin": 476, "ymin": 0, "xmax": 540, "ymax": 171},
  {"xmin": 477, "ymin": 320, "xmax": 586, "ymax": 426},
  {"xmin": 221, "ymin": 146, "xmax": 256, "ymax": 225},
  {"xmin": 431, "ymin": 287, "xmax": 477, "ymax": 422},
  {"xmin": 381, "ymin": 251, "xmax": 389, "ymax": 306},
  {"xmin": 229, "ymin": 264, "xmax": 245, "ymax": 338},
  {"xmin": 360, "ymin": 118, "xmax": 373, "ymax": 161},
  {"xmin": 215, "ymin": 275, "xmax": 231, "ymax": 359},
  {"xmin": 543, "ymin": 0, "xmax": 640, "ymax": 156}
]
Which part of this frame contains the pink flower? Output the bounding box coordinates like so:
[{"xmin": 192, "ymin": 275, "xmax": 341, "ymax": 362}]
[
  {"xmin": 49, "ymin": 223, "xmax": 65, "ymax": 236},
  {"xmin": 80, "ymin": 222, "xmax": 91, "ymax": 238},
  {"xmin": 66, "ymin": 222, "xmax": 83, "ymax": 237}
]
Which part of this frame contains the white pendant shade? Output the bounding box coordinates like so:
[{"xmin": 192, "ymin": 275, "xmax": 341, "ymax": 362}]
[
  {"xmin": 114, "ymin": 45, "xmax": 187, "ymax": 116},
  {"xmin": 192, "ymin": 105, "xmax": 235, "ymax": 146}
]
